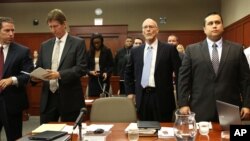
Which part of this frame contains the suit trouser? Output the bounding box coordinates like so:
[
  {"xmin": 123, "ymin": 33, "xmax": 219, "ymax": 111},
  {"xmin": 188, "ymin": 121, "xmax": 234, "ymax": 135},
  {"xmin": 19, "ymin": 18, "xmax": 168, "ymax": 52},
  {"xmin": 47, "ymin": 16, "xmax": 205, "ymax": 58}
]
[
  {"xmin": 138, "ymin": 87, "xmax": 173, "ymax": 122},
  {"xmin": 0, "ymin": 96, "xmax": 22, "ymax": 141},
  {"xmin": 40, "ymin": 90, "xmax": 79, "ymax": 124}
]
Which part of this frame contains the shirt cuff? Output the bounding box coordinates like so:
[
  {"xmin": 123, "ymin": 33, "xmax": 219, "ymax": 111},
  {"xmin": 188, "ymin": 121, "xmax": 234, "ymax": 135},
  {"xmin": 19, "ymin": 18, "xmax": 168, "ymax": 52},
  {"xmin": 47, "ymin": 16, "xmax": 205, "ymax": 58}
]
[{"xmin": 11, "ymin": 77, "xmax": 18, "ymax": 86}]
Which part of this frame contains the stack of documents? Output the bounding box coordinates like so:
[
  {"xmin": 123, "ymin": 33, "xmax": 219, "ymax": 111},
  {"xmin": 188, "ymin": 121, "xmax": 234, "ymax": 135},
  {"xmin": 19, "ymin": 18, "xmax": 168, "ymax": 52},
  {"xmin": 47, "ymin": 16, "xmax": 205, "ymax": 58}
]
[{"xmin": 125, "ymin": 123, "xmax": 157, "ymax": 136}]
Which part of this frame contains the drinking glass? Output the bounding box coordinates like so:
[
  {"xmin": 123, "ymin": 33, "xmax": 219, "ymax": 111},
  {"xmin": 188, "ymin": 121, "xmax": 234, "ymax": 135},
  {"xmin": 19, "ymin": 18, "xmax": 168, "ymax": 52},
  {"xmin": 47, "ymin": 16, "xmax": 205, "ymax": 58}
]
[
  {"xmin": 199, "ymin": 121, "xmax": 210, "ymax": 135},
  {"xmin": 128, "ymin": 128, "xmax": 139, "ymax": 141}
]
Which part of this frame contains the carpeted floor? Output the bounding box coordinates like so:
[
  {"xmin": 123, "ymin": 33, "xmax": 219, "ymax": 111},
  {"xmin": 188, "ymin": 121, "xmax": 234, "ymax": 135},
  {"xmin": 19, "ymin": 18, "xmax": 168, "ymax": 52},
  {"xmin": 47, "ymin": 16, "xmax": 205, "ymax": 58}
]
[{"xmin": 0, "ymin": 116, "xmax": 40, "ymax": 141}]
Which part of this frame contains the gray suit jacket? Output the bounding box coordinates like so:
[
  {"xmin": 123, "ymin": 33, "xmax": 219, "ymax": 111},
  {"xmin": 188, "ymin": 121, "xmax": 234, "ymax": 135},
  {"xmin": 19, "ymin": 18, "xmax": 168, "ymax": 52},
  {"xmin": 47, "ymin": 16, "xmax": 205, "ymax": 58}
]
[
  {"xmin": 37, "ymin": 35, "xmax": 87, "ymax": 114},
  {"xmin": 178, "ymin": 39, "xmax": 250, "ymax": 122}
]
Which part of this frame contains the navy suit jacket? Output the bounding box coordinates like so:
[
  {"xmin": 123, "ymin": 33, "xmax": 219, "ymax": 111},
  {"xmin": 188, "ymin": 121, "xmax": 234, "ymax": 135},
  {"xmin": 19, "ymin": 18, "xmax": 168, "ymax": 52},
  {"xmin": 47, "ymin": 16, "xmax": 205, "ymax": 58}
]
[
  {"xmin": 178, "ymin": 39, "xmax": 250, "ymax": 121},
  {"xmin": 37, "ymin": 35, "xmax": 87, "ymax": 114},
  {"xmin": 124, "ymin": 41, "xmax": 181, "ymax": 118},
  {"xmin": 2, "ymin": 42, "xmax": 33, "ymax": 114}
]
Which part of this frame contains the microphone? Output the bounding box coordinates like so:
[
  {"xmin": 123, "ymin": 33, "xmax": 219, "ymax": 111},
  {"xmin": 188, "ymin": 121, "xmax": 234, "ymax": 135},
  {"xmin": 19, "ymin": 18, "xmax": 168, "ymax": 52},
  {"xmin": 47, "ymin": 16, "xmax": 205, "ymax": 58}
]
[{"xmin": 73, "ymin": 108, "xmax": 87, "ymax": 130}]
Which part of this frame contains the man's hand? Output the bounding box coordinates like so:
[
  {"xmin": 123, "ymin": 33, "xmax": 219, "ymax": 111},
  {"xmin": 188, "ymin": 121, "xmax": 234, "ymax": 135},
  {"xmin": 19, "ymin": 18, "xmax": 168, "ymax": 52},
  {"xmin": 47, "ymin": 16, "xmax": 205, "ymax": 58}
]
[{"xmin": 0, "ymin": 77, "xmax": 13, "ymax": 90}]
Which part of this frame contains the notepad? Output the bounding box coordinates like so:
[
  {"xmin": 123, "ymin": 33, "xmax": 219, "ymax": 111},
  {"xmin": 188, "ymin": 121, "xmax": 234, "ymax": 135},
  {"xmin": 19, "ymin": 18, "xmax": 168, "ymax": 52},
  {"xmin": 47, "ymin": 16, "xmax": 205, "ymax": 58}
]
[
  {"xmin": 32, "ymin": 124, "xmax": 66, "ymax": 133},
  {"xmin": 29, "ymin": 131, "xmax": 68, "ymax": 141}
]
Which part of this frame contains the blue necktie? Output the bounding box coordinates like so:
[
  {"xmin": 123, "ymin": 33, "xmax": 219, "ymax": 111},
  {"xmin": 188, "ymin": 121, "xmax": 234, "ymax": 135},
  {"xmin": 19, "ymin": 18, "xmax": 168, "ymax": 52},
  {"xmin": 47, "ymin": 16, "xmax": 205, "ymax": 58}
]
[{"xmin": 141, "ymin": 46, "xmax": 153, "ymax": 88}]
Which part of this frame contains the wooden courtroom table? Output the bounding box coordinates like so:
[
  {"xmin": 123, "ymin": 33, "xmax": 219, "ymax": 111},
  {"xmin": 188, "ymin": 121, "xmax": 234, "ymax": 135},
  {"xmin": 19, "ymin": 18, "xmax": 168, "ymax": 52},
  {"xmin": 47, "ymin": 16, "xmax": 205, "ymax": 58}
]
[{"xmin": 19, "ymin": 122, "xmax": 222, "ymax": 141}]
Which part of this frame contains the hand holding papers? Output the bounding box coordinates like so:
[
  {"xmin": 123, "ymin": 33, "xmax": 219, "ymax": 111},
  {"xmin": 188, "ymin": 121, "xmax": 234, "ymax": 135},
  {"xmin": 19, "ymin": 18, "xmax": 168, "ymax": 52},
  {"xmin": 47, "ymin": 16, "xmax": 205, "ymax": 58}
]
[{"xmin": 21, "ymin": 67, "xmax": 49, "ymax": 81}]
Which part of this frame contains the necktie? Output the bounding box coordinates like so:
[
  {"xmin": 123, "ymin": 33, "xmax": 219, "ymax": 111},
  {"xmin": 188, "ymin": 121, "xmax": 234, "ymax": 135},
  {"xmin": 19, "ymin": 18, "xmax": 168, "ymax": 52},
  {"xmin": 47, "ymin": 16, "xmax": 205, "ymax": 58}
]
[
  {"xmin": 141, "ymin": 46, "xmax": 153, "ymax": 88},
  {"xmin": 0, "ymin": 46, "xmax": 4, "ymax": 93},
  {"xmin": 0, "ymin": 46, "xmax": 4, "ymax": 79},
  {"xmin": 212, "ymin": 43, "xmax": 219, "ymax": 74},
  {"xmin": 50, "ymin": 40, "xmax": 61, "ymax": 93}
]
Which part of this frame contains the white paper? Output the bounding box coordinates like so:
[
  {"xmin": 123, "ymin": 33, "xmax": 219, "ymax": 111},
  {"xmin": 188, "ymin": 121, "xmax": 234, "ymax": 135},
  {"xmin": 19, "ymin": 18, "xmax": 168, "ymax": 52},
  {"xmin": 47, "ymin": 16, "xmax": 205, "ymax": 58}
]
[
  {"xmin": 86, "ymin": 124, "xmax": 113, "ymax": 132},
  {"xmin": 158, "ymin": 127, "xmax": 174, "ymax": 138},
  {"xmin": 125, "ymin": 123, "xmax": 138, "ymax": 132},
  {"xmin": 62, "ymin": 123, "xmax": 87, "ymax": 134},
  {"xmin": 30, "ymin": 67, "xmax": 49, "ymax": 81}
]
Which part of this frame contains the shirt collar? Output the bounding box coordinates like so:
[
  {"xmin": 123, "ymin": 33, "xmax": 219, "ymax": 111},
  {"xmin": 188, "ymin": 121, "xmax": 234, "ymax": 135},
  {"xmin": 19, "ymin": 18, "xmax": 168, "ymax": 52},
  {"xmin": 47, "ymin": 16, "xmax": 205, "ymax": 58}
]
[
  {"xmin": 56, "ymin": 32, "xmax": 68, "ymax": 43},
  {"xmin": 145, "ymin": 39, "xmax": 158, "ymax": 49},
  {"xmin": 0, "ymin": 44, "xmax": 10, "ymax": 49},
  {"xmin": 206, "ymin": 37, "xmax": 222, "ymax": 48}
]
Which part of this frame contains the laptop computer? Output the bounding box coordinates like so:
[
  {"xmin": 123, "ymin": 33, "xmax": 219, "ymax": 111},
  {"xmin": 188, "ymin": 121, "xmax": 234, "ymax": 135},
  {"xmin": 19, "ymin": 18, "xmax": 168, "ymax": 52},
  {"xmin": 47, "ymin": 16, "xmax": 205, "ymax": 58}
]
[{"xmin": 216, "ymin": 100, "xmax": 250, "ymax": 131}]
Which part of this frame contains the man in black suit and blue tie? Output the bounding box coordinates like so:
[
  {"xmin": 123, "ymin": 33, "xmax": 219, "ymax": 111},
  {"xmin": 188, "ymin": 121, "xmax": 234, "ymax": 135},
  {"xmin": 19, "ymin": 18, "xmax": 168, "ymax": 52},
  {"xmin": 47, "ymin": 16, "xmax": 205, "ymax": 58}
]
[
  {"xmin": 31, "ymin": 9, "xmax": 87, "ymax": 124},
  {"xmin": 0, "ymin": 17, "xmax": 33, "ymax": 141},
  {"xmin": 124, "ymin": 18, "xmax": 181, "ymax": 122}
]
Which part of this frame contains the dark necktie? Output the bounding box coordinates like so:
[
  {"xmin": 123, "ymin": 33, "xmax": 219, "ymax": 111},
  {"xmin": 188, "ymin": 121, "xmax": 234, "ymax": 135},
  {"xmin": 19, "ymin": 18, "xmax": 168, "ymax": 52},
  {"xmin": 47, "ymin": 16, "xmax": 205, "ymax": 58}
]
[
  {"xmin": 141, "ymin": 46, "xmax": 153, "ymax": 88},
  {"xmin": 0, "ymin": 46, "xmax": 4, "ymax": 79},
  {"xmin": 0, "ymin": 46, "xmax": 4, "ymax": 93},
  {"xmin": 212, "ymin": 43, "xmax": 219, "ymax": 74}
]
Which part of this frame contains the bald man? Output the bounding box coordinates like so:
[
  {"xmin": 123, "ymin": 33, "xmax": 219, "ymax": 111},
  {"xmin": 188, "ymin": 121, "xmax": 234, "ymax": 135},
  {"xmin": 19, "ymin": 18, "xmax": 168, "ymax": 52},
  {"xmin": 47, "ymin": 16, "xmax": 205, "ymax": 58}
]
[{"xmin": 124, "ymin": 18, "xmax": 181, "ymax": 121}]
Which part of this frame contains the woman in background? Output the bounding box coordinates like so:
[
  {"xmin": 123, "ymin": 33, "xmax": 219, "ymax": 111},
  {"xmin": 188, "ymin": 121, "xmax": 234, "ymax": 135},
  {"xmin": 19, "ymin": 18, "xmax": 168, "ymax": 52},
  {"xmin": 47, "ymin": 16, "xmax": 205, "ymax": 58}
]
[{"xmin": 86, "ymin": 33, "xmax": 113, "ymax": 97}]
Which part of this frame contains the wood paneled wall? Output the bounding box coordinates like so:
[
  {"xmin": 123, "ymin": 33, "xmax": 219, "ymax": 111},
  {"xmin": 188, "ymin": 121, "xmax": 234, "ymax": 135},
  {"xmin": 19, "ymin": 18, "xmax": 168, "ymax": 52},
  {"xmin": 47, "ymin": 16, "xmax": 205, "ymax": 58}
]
[{"xmin": 223, "ymin": 14, "xmax": 250, "ymax": 47}]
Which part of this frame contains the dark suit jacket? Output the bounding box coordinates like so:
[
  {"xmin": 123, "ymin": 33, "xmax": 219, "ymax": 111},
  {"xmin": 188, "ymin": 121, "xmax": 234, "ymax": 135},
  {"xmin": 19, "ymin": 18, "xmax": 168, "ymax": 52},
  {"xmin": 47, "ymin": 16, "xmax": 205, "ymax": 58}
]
[
  {"xmin": 114, "ymin": 47, "xmax": 131, "ymax": 79},
  {"xmin": 86, "ymin": 47, "xmax": 113, "ymax": 96},
  {"xmin": 37, "ymin": 35, "xmax": 87, "ymax": 114},
  {"xmin": 124, "ymin": 41, "xmax": 181, "ymax": 119},
  {"xmin": 2, "ymin": 42, "xmax": 33, "ymax": 114},
  {"xmin": 178, "ymin": 39, "xmax": 250, "ymax": 122}
]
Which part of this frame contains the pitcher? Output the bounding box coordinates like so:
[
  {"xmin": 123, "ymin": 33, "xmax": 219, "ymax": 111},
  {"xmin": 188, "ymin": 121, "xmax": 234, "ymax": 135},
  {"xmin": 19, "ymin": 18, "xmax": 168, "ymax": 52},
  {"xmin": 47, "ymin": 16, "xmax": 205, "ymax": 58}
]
[{"xmin": 173, "ymin": 109, "xmax": 197, "ymax": 141}]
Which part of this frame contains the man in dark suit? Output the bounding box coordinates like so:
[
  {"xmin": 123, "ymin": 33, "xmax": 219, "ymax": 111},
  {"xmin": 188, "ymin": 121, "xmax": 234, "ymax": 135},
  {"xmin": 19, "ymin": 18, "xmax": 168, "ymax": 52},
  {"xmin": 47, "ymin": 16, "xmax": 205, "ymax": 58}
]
[
  {"xmin": 32, "ymin": 9, "xmax": 87, "ymax": 124},
  {"xmin": 114, "ymin": 37, "xmax": 133, "ymax": 95},
  {"xmin": 178, "ymin": 12, "xmax": 250, "ymax": 122},
  {"xmin": 0, "ymin": 17, "xmax": 33, "ymax": 141},
  {"xmin": 124, "ymin": 18, "xmax": 181, "ymax": 122}
]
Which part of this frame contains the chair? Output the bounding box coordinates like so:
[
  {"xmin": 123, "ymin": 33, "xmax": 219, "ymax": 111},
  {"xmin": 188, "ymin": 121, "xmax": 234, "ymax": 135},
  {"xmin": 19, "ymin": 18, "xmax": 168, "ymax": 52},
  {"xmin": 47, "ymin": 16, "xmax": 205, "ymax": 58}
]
[{"xmin": 90, "ymin": 97, "xmax": 137, "ymax": 122}]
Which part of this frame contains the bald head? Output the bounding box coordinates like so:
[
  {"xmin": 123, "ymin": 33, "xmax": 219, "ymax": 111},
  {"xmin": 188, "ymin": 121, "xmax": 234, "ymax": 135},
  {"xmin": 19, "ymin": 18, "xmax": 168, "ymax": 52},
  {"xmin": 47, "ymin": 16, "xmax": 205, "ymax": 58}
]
[{"xmin": 142, "ymin": 18, "xmax": 158, "ymax": 28}]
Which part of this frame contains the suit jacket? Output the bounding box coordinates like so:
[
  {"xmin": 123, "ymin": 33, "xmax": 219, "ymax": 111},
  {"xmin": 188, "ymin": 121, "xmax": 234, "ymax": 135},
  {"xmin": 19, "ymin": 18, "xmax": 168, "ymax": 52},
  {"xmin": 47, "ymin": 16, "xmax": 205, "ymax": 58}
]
[
  {"xmin": 2, "ymin": 42, "xmax": 33, "ymax": 114},
  {"xmin": 178, "ymin": 39, "xmax": 250, "ymax": 122},
  {"xmin": 37, "ymin": 35, "xmax": 87, "ymax": 114},
  {"xmin": 114, "ymin": 47, "xmax": 132, "ymax": 79},
  {"xmin": 124, "ymin": 41, "xmax": 181, "ymax": 118}
]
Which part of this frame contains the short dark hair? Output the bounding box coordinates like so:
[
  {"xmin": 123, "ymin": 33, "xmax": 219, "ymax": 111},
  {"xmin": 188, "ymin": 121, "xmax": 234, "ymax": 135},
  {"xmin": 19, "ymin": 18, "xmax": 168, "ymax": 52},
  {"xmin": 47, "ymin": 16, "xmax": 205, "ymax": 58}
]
[
  {"xmin": 0, "ymin": 17, "xmax": 14, "ymax": 29},
  {"xmin": 46, "ymin": 9, "xmax": 66, "ymax": 24},
  {"xmin": 134, "ymin": 37, "xmax": 143, "ymax": 42},
  {"xmin": 204, "ymin": 12, "xmax": 223, "ymax": 26}
]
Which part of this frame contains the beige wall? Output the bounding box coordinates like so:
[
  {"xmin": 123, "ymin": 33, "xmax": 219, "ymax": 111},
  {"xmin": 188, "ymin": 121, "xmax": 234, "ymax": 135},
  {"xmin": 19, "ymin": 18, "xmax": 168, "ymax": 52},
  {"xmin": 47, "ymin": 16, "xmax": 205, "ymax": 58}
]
[
  {"xmin": 221, "ymin": 0, "xmax": 250, "ymax": 27},
  {"xmin": 0, "ymin": 0, "xmax": 220, "ymax": 33}
]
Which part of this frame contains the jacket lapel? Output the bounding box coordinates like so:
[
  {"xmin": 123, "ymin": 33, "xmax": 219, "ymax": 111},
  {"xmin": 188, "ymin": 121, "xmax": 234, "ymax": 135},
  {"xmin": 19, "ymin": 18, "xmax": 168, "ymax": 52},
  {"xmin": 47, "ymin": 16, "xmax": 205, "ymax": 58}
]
[
  {"xmin": 58, "ymin": 35, "xmax": 71, "ymax": 69},
  {"xmin": 3, "ymin": 43, "xmax": 16, "ymax": 75},
  {"xmin": 155, "ymin": 41, "xmax": 163, "ymax": 70},
  {"xmin": 200, "ymin": 40, "xmax": 215, "ymax": 75},
  {"xmin": 217, "ymin": 40, "xmax": 229, "ymax": 76}
]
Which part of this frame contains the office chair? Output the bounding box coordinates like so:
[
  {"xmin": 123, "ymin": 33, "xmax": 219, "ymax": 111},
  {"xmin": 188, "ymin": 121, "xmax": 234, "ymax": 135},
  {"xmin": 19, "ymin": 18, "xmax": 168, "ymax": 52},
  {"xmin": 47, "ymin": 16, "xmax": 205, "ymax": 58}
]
[{"xmin": 90, "ymin": 97, "xmax": 137, "ymax": 122}]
